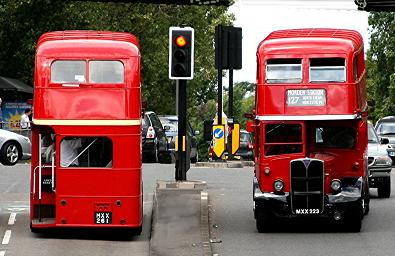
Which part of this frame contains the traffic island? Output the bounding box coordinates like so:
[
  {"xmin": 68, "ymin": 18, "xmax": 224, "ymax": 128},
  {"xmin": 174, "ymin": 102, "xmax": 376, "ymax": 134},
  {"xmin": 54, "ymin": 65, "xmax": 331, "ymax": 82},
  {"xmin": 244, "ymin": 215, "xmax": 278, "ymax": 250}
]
[
  {"xmin": 150, "ymin": 180, "xmax": 211, "ymax": 256},
  {"xmin": 195, "ymin": 160, "xmax": 253, "ymax": 168}
]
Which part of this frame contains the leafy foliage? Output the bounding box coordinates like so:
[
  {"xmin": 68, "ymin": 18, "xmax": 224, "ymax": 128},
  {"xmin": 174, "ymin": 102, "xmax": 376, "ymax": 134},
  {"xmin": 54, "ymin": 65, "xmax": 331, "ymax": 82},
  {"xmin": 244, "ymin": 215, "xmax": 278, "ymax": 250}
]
[
  {"xmin": 0, "ymin": 0, "xmax": 233, "ymax": 114},
  {"xmin": 367, "ymin": 12, "xmax": 395, "ymax": 122}
]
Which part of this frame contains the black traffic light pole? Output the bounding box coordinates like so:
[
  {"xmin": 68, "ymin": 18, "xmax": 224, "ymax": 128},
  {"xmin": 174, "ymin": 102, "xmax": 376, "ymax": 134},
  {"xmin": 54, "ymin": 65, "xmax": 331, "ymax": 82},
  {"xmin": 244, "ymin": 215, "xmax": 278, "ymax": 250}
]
[
  {"xmin": 169, "ymin": 26, "xmax": 194, "ymax": 181},
  {"xmin": 217, "ymin": 25, "xmax": 223, "ymax": 126},
  {"xmin": 176, "ymin": 79, "xmax": 187, "ymax": 181}
]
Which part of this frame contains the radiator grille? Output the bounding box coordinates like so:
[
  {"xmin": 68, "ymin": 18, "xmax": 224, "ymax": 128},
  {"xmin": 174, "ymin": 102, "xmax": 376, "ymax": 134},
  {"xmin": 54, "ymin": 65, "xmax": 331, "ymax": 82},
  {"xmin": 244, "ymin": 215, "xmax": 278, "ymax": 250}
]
[{"xmin": 290, "ymin": 159, "xmax": 324, "ymax": 214}]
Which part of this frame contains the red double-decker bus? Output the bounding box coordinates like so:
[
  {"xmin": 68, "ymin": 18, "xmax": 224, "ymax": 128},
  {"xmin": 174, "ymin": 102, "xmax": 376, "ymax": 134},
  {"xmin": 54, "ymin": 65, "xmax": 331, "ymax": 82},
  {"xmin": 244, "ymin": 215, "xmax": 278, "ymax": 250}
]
[
  {"xmin": 30, "ymin": 31, "xmax": 142, "ymax": 233},
  {"xmin": 250, "ymin": 29, "xmax": 369, "ymax": 232}
]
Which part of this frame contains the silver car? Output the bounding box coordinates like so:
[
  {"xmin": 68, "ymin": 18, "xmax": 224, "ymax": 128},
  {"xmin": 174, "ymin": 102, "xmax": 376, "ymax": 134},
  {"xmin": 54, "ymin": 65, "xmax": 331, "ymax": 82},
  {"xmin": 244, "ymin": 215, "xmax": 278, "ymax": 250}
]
[
  {"xmin": 368, "ymin": 123, "xmax": 392, "ymax": 198},
  {"xmin": 0, "ymin": 129, "xmax": 31, "ymax": 165}
]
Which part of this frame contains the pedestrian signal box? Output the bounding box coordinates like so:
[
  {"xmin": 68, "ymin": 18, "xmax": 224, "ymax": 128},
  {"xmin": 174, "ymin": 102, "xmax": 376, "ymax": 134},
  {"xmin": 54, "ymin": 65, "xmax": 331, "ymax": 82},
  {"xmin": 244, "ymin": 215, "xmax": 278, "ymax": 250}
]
[
  {"xmin": 212, "ymin": 125, "xmax": 226, "ymax": 157},
  {"xmin": 169, "ymin": 27, "xmax": 194, "ymax": 80}
]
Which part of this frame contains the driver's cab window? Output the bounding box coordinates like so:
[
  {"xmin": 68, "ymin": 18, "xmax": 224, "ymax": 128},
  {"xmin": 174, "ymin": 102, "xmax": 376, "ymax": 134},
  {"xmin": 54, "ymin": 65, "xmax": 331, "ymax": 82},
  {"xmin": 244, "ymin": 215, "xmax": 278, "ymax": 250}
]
[
  {"xmin": 264, "ymin": 124, "xmax": 303, "ymax": 156},
  {"xmin": 315, "ymin": 126, "xmax": 355, "ymax": 149},
  {"xmin": 60, "ymin": 137, "xmax": 113, "ymax": 168}
]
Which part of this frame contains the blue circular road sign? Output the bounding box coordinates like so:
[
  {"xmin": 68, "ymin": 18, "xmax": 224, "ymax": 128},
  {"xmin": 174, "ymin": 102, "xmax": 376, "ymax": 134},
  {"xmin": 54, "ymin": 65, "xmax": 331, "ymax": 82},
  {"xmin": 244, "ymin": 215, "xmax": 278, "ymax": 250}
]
[{"xmin": 214, "ymin": 128, "xmax": 224, "ymax": 139}]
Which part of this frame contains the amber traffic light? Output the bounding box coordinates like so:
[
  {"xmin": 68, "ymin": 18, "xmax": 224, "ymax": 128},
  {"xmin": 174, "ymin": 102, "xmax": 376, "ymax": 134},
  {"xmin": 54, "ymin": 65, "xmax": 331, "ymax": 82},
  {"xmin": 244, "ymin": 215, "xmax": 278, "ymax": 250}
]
[{"xmin": 169, "ymin": 27, "xmax": 194, "ymax": 80}]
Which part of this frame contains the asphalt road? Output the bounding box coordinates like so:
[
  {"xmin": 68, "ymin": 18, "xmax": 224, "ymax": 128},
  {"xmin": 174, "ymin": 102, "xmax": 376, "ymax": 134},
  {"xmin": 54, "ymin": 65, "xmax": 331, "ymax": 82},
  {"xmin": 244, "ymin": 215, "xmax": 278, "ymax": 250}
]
[
  {"xmin": 0, "ymin": 163, "xmax": 173, "ymax": 256},
  {"xmin": 1, "ymin": 163, "xmax": 395, "ymax": 256},
  {"xmin": 188, "ymin": 166, "xmax": 395, "ymax": 256}
]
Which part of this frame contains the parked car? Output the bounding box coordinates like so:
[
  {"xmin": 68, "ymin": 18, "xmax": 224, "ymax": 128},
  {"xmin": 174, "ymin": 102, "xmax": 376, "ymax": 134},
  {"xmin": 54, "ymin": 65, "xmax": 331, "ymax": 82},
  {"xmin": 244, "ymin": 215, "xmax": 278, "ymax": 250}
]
[
  {"xmin": 141, "ymin": 112, "xmax": 168, "ymax": 163},
  {"xmin": 0, "ymin": 129, "xmax": 31, "ymax": 165},
  {"xmin": 235, "ymin": 130, "xmax": 254, "ymax": 160},
  {"xmin": 159, "ymin": 115, "xmax": 199, "ymax": 163},
  {"xmin": 375, "ymin": 116, "xmax": 395, "ymax": 163},
  {"xmin": 368, "ymin": 123, "xmax": 392, "ymax": 198}
]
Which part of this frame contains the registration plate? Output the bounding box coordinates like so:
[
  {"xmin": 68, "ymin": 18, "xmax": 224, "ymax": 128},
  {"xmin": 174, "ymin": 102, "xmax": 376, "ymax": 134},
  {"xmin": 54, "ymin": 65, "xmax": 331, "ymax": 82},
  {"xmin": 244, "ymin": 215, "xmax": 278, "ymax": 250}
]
[
  {"xmin": 295, "ymin": 209, "xmax": 320, "ymax": 214},
  {"xmin": 95, "ymin": 212, "xmax": 112, "ymax": 224}
]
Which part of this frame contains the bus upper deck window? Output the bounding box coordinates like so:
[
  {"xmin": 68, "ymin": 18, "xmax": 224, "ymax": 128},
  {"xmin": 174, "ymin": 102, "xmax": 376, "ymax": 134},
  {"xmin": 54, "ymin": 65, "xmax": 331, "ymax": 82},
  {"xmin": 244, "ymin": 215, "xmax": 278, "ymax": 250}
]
[
  {"xmin": 310, "ymin": 58, "xmax": 346, "ymax": 83},
  {"xmin": 265, "ymin": 59, "xmax": 302, "ymax": 84},
  {"xmin": 89, "ymin": 61, "xmax": 124, "ymax": 84},
  {"xmin": 51, "ymin": 60, "xmax": 86, "ymax": 83}
]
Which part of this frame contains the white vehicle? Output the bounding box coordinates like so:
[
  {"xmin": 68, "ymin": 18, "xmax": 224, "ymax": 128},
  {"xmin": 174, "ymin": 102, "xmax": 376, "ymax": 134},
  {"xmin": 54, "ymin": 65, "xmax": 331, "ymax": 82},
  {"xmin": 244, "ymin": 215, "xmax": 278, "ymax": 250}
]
[
  {"xmin": 368, "ymin": 123, "xmax": 392, "ymax": 198},
  {"xmin": 0, "ymin": 129, "xmax": 31, "ymax": 165}
]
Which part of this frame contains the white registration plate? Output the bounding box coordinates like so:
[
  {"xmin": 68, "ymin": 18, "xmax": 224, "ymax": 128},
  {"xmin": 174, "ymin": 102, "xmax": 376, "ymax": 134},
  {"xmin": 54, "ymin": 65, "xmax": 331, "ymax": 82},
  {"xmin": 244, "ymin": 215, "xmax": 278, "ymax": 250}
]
[{"xmin": 295, "ymin": 209, "xmax": 320, "ymax": 214}]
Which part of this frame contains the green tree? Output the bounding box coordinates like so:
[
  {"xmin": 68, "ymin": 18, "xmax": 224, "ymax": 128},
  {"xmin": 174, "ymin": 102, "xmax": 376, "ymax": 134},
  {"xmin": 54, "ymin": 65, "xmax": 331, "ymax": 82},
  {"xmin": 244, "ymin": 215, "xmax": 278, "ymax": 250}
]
[
  {"xmin": 366, "ymin": 12, "xmax": 395, "ymax": 122},
  {"xmin": 0, "ymin": 0, "xmax": 233, "ymax": 115},
  {"xmin": 224, "ymin": 81, "xmax": 255, "ymax": 128}
]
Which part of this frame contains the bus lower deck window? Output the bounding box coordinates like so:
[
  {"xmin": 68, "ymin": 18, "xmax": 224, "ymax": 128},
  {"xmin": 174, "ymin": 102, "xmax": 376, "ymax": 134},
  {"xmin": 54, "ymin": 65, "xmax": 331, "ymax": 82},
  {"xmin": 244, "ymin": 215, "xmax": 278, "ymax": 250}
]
[{"xmin": 60, "ymin": 137, "xmax": 113, "ymax": 168}]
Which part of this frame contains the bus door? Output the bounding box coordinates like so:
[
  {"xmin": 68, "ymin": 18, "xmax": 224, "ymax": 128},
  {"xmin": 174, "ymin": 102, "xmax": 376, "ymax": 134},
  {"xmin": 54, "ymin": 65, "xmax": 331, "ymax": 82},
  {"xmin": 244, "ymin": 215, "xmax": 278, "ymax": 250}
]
[{"xmin": 31, "ymin": 131, "xmax": 56, "ymax": 224}]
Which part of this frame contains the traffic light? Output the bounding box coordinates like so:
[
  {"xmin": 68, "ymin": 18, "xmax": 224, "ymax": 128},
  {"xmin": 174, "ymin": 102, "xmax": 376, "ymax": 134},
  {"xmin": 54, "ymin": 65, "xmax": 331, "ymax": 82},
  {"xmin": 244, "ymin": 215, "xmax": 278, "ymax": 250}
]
[
  {"xmin": 169, "ymin": 27, "xmax": 194, "ymax": 80},
  {"xmin": 355, "ymin": 0, "xmax": 395, "ymax": 10}
]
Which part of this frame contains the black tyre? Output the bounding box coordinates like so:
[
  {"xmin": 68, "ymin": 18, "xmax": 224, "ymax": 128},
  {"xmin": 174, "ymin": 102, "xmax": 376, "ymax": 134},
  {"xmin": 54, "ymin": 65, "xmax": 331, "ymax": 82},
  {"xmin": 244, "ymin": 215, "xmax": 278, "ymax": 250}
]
[
  {"xmin": 149, "ymin": 147, "xmax": 159, "ymax": 163},
  {"xmin": 158, "ymin": 151, "xmax": 171, "ymax": 164},
  {"xmin": 255, "ymin": 204, "xmax": 272, "ymax": 233},
  {"xmin": 364, "ymin": 193, "xmax": 370, "ymax": 215},
  {"xmin": 377, "ymin": 177, "xmax": 391, "ymax": 198},
  {"xmin": 0, "ymin": 141, "xmax": 20, "ymax": 166},
  {"xmin": 344, "ymin": 201, "xmax": 363, "ymax": 232}
]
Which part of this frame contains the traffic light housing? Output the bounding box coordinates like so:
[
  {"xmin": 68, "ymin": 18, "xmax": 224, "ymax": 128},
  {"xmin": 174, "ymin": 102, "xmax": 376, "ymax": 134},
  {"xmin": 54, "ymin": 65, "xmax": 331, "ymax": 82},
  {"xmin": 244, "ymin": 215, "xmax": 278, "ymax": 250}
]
[{"xmin": 169, "ymin": 27, "xmax": 194, "ymax": 80}]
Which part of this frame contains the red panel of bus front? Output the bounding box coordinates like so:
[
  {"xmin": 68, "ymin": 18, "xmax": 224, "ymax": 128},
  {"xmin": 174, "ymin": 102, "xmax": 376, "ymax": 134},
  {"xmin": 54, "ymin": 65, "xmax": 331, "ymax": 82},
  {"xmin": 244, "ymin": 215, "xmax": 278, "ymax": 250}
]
[{"xmin": 256, "ymin": 83, "xmax": 358, "ymax": 116}]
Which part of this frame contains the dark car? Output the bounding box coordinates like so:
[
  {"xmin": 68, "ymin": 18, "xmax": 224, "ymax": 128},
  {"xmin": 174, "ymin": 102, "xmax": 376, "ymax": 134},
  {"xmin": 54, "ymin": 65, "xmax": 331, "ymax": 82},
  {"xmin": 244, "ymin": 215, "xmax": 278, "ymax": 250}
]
[
  {"xmin": 368, "ymin": 123, "xmax": 392, "ymax": 198},
  {"xmin": 159, "ymin": 115, "xmax": 199, "ymax": 163},
  {"xmin": 375, "ymin": 116, "xmax": 395, "ymax": 163},
  {"xmin": 142, "ymin": 112, "xmax": 168, "ymax": 163},
  {"xmin": 235, "ymin": 130, "xmax": 254, "ymax": 160}
]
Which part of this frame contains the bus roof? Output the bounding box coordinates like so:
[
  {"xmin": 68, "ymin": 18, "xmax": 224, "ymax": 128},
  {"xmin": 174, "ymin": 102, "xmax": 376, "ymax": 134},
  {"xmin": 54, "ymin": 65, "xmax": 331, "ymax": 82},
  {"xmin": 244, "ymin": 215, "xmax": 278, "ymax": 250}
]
[
  {"xmin": 36, "ymin": 30, "xmax": 139, "ymax": 58},
  {"xmin": 258, "ymin": 28, "xmax": 363, "ymax": 56}
]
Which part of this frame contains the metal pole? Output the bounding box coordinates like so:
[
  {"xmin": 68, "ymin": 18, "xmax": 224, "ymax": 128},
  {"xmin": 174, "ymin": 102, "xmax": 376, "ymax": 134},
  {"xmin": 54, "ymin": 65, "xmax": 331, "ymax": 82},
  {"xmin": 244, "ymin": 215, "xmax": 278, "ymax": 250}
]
[
  {"xmin": 228, "ymin": 67, "xmax": 233, "ymax": 159},
  {"xmin": 176, "ymin": 79, "xmax": 187, "ymax": 181},
  {"xmin": 217, "ymin": 25, "xmax": 223, "ymax": 126}
]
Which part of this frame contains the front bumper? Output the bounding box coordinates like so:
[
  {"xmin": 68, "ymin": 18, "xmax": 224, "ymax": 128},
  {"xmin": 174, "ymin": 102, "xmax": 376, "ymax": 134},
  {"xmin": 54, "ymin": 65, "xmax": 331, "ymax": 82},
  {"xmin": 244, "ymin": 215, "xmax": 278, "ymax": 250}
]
[
  {"xmin": 253, "ymin": 177, "xmax": 362, "ymax": 218},
  {"xmin": 235, "ymin": 150, "xmax": 253, "ymax": 160},
  {"xmin": 369, "ymin": 167, "xmax": 391, "ymax": 187}
]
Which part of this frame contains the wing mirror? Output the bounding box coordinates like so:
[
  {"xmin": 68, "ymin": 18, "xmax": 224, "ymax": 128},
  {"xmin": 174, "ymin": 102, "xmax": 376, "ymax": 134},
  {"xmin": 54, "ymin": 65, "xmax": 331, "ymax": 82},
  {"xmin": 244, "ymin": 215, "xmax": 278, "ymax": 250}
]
[{"xmin": 381, "ymin": 137, "xmax": 390, "ymax": 145}]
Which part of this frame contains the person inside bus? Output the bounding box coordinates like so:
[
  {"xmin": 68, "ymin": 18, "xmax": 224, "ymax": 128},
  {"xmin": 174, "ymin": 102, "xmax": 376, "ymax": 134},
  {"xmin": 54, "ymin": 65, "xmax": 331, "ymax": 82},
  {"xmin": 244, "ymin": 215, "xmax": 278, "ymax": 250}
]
[
  {"xmin": 41, "ymin": 134, "xmax": 55, "ymax": 164},
  {"xmin": 331, "ymin": 128, "xmax": 355, "ymax": 149},
  {"xmin": 61, "ymin": 137, "xmax": 82, "ymax": 167},
  {"xmin": 319, "ymin": 127, "xmax": 355, "ymax": 149}
]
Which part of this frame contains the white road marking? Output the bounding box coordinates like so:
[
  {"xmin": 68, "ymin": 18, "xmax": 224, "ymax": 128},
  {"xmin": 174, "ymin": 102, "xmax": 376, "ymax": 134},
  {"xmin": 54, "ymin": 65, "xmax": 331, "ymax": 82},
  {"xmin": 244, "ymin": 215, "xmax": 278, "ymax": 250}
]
[
  {"xmin": 0, "ymin": 250, "xmax": 5, "ymax": 256},
  {"xmin": 8, "ymin": 213, "xmax": 16, "ymax": 225},
  {"xmin": 2, "ymin": 230, "xmax": 11, "ymax": 245},
  {"xmin": 201, "ymin": 191, "xmax": 208, "ymax": 200}
]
